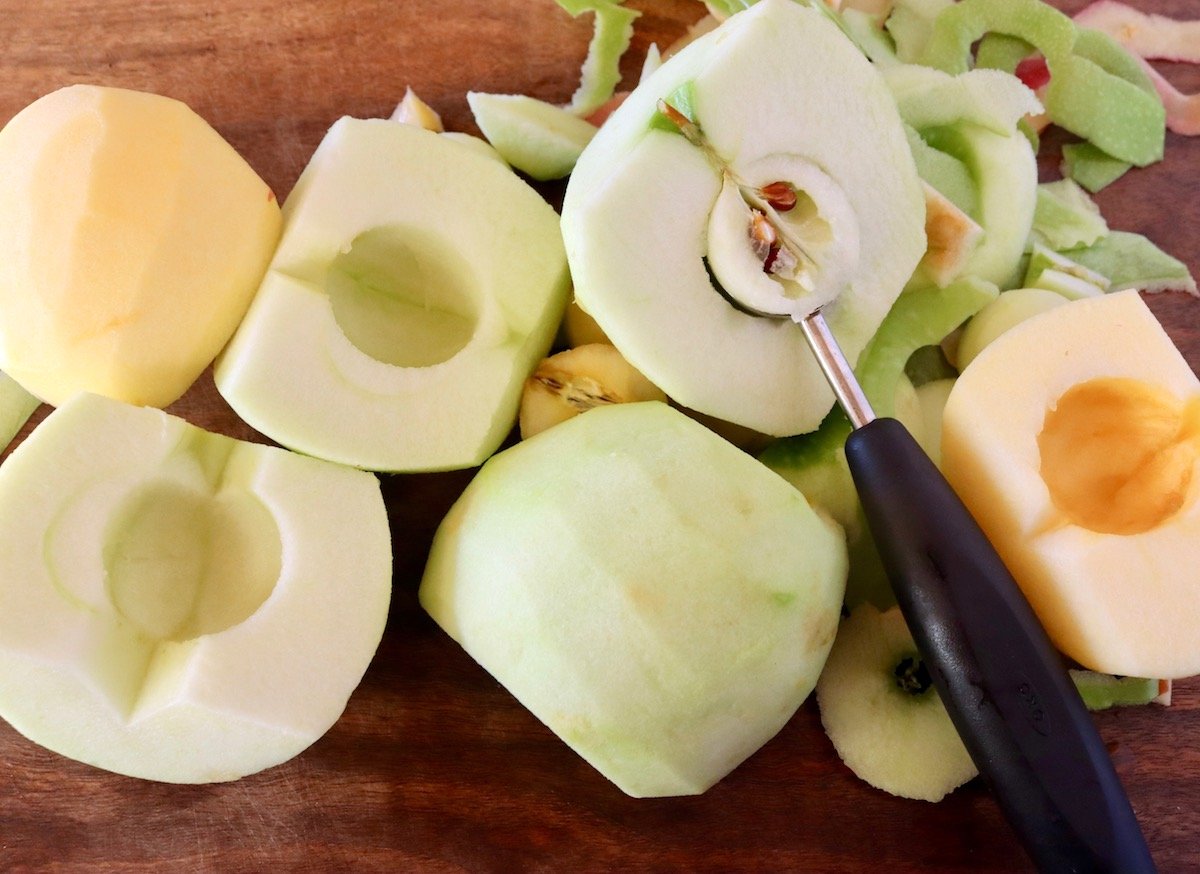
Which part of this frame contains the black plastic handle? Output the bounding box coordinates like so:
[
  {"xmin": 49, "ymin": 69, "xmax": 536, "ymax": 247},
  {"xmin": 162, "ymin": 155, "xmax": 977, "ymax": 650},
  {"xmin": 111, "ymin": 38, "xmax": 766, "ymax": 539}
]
[{"xmin": 845, "ymin": 417, "xmax": 1155, "ymax": 874}]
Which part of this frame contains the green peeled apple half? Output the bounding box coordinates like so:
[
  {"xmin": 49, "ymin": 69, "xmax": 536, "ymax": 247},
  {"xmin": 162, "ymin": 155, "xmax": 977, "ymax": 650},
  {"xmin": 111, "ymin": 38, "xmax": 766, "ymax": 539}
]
[
  {"xmin": 817, "ymin": 603, "xmax": 977, "ymax": 802},
  {"xmin": 215, "ymin": 119, "xmax": 570, "ymax": 472},
  {"xmin": 420, "ymin": 401, "xmax": 847, "ymax": 797},
  {"xmin": 562, "ymin": 0, "xmax": 926, "ymax": 437},
  {"xmin": 0, "ymin": 394, "xmax": 391, "ymax": 782}
]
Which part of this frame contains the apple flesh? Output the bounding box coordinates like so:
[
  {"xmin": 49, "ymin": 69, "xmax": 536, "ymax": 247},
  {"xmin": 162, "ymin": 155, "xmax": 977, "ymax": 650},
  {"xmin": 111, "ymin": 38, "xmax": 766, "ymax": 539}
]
[
  {"xmin": 942, "ymin": 291, "xmax": 1200, "ymax": 678},
  {"xmin": 816, "ymin": 603, "xmax": 977, "ymax": 802},
  {"xmin": 0, "ymin": 394, "xmax": 391, "ymax": 782},
  {"xmin": 0, "ymin": 85, "xmax": 281, "ymax": 408},
  {"xmin": 215, "ymin": 119, "xmax": 570, "ymax": 472},
  {"xmin": 0, "ymin": 372, "xmax": 39, "ymax": 452},
  {"xmin": 420, "ymin": 401, "xmax": 847, "ymax": 797},
  {"xmin": 561, "ymin": 0, "xmax": 925, "ymax": 436}
]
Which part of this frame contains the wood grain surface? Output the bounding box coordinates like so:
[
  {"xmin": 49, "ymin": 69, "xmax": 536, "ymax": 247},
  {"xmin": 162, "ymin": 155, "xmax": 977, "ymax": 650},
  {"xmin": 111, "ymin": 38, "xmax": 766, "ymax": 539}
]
[{"xmin": 1, "ymin": 0, "xmax": 1199, "ymax": 871}]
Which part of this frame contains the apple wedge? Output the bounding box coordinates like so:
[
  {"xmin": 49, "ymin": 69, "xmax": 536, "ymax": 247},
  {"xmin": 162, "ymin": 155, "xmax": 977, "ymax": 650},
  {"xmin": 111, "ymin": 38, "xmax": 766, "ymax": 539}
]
[
  {"xmin": 0, "ymin": 394, "xmax": 391, "ymax": 782},
  {"xmin": 216, "ymin": 119, "xmax": 570, "ymax": 472},
  {"xmin": 561, "ymin": 0, "xmax": 925, "ymax": 436}
]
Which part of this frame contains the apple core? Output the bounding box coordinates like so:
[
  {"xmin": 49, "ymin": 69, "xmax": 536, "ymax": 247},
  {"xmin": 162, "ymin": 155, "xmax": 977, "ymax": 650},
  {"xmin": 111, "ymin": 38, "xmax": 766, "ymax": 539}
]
[
  {"xmin": 1038, "ymin": 377, "xmax": 1200, "ymax": 535},
  {"xmin": 325, "ymin": 225, "xmax": 481, "ymax": 368},
  {"xmin": 705, "ymin": 154, "xmax": 858, "ymax": 321}
]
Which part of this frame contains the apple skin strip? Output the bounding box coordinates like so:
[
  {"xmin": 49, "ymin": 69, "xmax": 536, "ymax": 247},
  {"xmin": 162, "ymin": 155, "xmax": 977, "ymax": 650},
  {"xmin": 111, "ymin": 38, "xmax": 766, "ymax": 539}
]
[
  {"xmin": 1072, "ymin": 0, "xmax": 1200, "ymax": 135},
  {"xmin": 1128, "ymin": 56, "xmax": 1200, "ymax": 136},
  {"xmin": 1074, "ymin": 1, "xmax": 1200, "ymax": 64}
]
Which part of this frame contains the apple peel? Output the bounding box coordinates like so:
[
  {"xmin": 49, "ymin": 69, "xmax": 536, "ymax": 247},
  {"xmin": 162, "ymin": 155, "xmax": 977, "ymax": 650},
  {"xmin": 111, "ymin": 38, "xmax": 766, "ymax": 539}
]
[
  {"xmin": 558, "ymin": 0, "xmax": 640, "ymax": 117},
  {"xmin": 1073, "ymin": 1, "xmax": 1200, "ymax": 64}
]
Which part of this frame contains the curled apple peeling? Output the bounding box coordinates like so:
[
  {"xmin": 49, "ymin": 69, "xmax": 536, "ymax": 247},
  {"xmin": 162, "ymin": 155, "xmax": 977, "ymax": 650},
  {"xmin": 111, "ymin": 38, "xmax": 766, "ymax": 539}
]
[{"xmin": 1073, "ymin": 1, "xmax": 1200, "ymax": 64}]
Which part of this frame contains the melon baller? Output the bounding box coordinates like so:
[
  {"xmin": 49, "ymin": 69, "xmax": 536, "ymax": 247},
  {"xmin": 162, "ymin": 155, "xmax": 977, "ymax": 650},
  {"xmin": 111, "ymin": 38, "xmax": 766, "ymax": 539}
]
[{"xmin": 796, "ymin": 307, "xmax": 1155, "ymax": 874}]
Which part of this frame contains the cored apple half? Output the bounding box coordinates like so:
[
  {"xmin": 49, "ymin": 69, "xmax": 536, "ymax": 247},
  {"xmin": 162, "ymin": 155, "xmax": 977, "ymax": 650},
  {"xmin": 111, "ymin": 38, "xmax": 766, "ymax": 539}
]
[
  {"xmin": 943, "ymin": 291, "xmax": 1200, "ymax": 679},
  {"xmin": 0, "ymin": 394, "xmax": 391, "ymax": 782},
  {"xmin": 216, "ymin": 119, "xmax": 570, "ymax": 472}
]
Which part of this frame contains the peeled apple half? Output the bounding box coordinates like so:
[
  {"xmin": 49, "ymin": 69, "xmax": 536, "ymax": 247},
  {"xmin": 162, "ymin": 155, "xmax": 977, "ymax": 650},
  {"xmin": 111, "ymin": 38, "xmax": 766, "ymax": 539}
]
[
  {"xmin": 0, "ymin": 394, "xmax": 391, "ymax": 782},
  {"xmin": 943, "ymin": 291, "xmax": 1200, "ymax": 679},
  {"xmin": 561, "ymin": 0, "xmax": 926, "ymax": 437}
]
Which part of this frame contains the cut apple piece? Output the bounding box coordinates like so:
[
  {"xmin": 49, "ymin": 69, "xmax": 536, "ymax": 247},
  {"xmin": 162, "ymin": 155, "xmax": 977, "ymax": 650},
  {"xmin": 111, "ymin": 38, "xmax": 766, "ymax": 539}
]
[
  {"xmin": 955, "ymin": 288, "xmax": 1069, "ymax": 371},
  {"xmin": 467, "ymin": 92, "xmax": 597, "ymax": 181},
  {"xmin": 0, "ymin": 85, "xmax": 281, "ymax": 408},
  {"xmin": 0, "ymin": 393, "xmax": 391, "ymax": 782},
  {"xmin": 912, "ymin": 182, "xmax": 983, "ymax": 289},
  {"xmin": 942, "ymin": 291, "xmax": 1200, "ymax": 678},
  {"xmin": 518, "ymin": 343, "xmax": 666, "ymax": 439},
  {"xmin": 389, "ymin": 87, "xmax": 444, "ymax": 131},
  {"xmin": 420, "ymin": 401, "xmax": 847, "ymax": 797},
  {"xmin": 215, "ymin": 118, "xmax": 570, "ymax": 472},
  {"xmin": 919, "ymin": 122, "xmax": 1038, "ymax": 289},
  {"xmin": 817, "ymin": 604, "xmax": 977, "ymax": 802},
  {"xmin": 562, "ymin": 0, "xmax": 925, "ymax": 436}
]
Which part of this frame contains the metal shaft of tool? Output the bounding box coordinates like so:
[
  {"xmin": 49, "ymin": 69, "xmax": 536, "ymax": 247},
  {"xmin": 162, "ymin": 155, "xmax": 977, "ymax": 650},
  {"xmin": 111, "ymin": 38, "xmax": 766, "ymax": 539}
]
[{"xmin": 798, "ymin": 310, "xmax": 875, "ymax": 429}]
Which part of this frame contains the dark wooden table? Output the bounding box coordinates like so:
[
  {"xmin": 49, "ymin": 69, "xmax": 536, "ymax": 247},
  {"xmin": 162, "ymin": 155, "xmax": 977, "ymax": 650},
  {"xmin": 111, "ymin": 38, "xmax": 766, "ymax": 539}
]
[{"xmin": 1, "ymin": 1, "xmax": 1198, "ymax": 870}]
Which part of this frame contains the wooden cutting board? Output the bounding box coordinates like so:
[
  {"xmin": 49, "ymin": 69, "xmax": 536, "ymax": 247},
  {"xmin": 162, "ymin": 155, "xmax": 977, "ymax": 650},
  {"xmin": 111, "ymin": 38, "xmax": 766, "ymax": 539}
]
[{"xmin": 1, "ymin": 0, "xmax": 1198, "ymax": 870}]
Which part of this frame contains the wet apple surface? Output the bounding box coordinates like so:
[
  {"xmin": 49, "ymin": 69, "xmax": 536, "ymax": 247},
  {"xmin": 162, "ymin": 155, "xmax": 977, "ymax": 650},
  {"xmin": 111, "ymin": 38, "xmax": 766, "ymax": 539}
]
[{"xmin": 0, "ymin": 0, "xmax": 1198, "ymax": 870}]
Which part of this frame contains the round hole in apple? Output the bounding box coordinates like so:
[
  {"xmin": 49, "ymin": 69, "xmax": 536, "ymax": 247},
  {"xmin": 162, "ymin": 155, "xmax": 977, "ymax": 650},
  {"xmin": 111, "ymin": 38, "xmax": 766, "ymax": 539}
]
[
  {"xmin": 102, "ymin": 480, "xmax": 282, "ymax": 643},
  {"xmin": 1038, "ymin": 376, "xmax": 1200, "ymax": 536},
  {"xmin": 325, "ymin": 224, "xmax": 482, "ymax": 368}
]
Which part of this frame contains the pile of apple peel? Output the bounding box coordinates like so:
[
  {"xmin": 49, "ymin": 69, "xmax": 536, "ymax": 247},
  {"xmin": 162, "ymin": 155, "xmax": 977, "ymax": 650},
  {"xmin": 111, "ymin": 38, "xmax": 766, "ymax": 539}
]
[{"xmin": 0, "ymin": 0, "xmax": 1196, "ymax": 809}]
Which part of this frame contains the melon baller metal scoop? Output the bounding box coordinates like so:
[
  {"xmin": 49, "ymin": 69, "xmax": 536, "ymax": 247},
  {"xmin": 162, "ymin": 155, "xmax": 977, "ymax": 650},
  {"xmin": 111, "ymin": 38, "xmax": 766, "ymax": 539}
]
[{"xmin": 796, "ymin": 307, "xmax": 1155, "ymax": 873}]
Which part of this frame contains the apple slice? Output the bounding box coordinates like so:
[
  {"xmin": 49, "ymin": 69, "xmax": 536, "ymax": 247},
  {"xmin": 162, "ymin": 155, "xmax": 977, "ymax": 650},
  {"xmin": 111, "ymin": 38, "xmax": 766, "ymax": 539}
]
[
  {"xmin": 420, "ymin": 401, "xmax": 847, "ymax": 797},
  {"xmin": 817, "ymin": 603, "xmax": 977, "ymax": 802},
  {"xmin": 215, "ymin": 118, "xmax": 570, "ymax": 472},
  {"xmin": 467, "ymin": 93, "xmax": 597, "ymax": 181},
  {"xmin": 955, "ymin": 288, "xmax": 1069, "ymax": 371},
  {"xmin": 561, "ymin": 0, "xmax": 925, "ymax": 436},
  {"xmin": 0, "ymin": 393, "xmax": 391, "ymax": 782}
]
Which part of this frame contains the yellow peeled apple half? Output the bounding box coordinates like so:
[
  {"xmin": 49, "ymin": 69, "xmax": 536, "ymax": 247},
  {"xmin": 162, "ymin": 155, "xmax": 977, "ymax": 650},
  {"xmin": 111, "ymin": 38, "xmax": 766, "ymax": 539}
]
[
  {"xmin": 0, "ymin": 85, "xmax": 281, "ymax": 407},
  {"xmin": 942, "ymin": 291, "xmax": 1200, "ymax": 679}
]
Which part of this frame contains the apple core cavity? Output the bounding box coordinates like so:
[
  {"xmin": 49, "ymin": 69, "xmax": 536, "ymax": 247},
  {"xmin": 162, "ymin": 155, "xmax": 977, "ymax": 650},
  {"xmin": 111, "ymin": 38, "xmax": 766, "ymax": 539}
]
[
  {"xmin": 326, "ymin": 224, "xmax": 481, "ymax": 369},
  {"xmin": 1038, "ymin": 377, "xmax": 1200, "ymax": 536}
]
